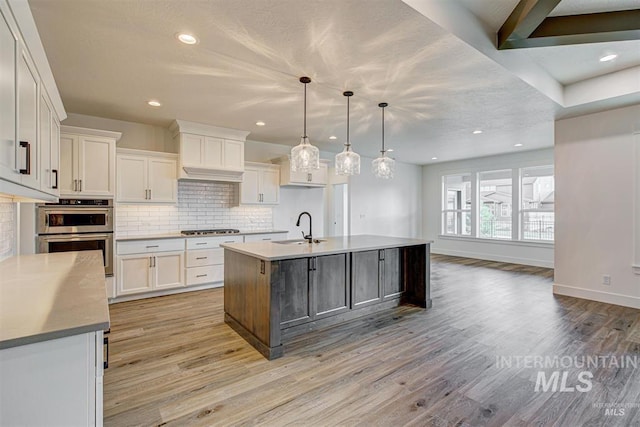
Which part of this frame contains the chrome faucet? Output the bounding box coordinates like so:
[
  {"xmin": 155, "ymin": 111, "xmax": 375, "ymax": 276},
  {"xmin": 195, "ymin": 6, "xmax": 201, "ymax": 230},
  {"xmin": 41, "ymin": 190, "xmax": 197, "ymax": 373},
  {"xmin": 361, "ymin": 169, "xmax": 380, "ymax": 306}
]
[{"xmin": 296, "ymin": 211, "xmax": 313, "ymax": 244}]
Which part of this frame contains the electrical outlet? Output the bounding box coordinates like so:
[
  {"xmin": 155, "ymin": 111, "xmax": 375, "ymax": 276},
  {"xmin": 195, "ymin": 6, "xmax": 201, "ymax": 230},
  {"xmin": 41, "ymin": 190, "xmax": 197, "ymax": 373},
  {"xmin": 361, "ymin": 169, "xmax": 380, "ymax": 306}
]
[{"xmin": 602, "ymin": 275, "xmax": 611, "ymax": 286}]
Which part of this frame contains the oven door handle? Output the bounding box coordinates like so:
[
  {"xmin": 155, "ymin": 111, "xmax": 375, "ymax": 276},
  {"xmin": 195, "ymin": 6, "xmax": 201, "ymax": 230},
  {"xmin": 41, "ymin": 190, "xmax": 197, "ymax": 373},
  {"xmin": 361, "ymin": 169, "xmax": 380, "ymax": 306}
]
[{"xmin": 39, "ymin": 233, "xmax": 112, "ymax": 242}]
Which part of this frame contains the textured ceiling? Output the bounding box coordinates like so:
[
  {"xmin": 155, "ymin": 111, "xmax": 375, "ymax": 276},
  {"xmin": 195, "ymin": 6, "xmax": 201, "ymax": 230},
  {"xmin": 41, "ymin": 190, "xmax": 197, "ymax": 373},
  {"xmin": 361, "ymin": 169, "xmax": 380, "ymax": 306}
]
[{"xmin": 28, "ymin": 0, "xmax": 635, "ymax": 165}]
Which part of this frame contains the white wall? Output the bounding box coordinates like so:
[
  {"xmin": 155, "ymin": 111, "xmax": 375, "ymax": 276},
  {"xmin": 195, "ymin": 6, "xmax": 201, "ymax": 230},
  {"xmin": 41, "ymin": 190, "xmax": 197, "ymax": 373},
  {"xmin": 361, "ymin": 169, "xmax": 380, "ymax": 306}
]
[
  {"xmin": 554, "ymin": 104, "xmax": 640, "ymax": 309},
  {"xmin": 422, "ymin": 148, "xmax": 554, "ymax": 267},
  {"xmin": 63, "ymin": 113, "xmax": 175, "ymax": 153},
  {"xmin": 349, "ymin": 157, "xmax": 422, "ymax": 238}
]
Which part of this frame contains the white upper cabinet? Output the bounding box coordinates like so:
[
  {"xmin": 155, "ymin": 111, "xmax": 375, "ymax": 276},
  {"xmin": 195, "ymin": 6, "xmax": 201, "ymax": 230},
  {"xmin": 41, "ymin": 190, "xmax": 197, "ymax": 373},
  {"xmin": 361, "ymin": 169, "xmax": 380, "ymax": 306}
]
[
  {"xmin": 170, "ymin": 120, "xmax": 249, "ymax": 183},
  {"xmin": 116, "ymin": 148, "xmax": 177, "ymax": 204},
  {"xmin": 60, "ymin": 126, "xmax": 121, "ymax": 198},
  {"xmin": 0, "ymin": 0, "xmax": 66, "ymax": 201},
  {"xmin": 239, "ymin": 162, "xmax": 280, "ymax": 205},
  {"xmin": 275, "ymin": 157, "xmax": 329, "ymax": 187}
]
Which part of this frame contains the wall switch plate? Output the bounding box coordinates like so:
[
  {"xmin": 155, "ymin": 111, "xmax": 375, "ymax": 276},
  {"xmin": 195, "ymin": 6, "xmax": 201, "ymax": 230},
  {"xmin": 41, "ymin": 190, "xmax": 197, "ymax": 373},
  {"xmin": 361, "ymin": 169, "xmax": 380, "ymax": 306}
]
[{"xmin": 602, "ymin": 275, "xmax": 611, "ymax": 286}]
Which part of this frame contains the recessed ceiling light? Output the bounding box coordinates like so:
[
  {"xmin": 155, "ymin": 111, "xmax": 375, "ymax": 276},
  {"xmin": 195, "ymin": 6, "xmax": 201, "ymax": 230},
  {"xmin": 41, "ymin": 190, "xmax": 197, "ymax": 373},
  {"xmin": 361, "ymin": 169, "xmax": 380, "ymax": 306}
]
[
  {"xmin": 514, "ymin": 143, "xmax": 523, "ymax": 147},
  {"xmin": 255, "ymin": 121, "xmax": 265, "ymax": 126},
  {"xmin": 473, "ymin": 130, "xmax": 483, "ymax": 134},
  {"xmin": 432, "ymin": 157, "xmax": 438, "ymax": 160},
  {"xmin": 329, "ymin": 136, "xmax": 337, "ymax": 140},
  {"xmin": 177, "ymin": 33, "xmax": 198, "ymax": 45},
  {"xmin": 599, "ymin": 53, "xmax": 617, "ymax": 62},
  {"xmin": 147, "ymin": 100, "xmax": 161, "ymax": 107}
]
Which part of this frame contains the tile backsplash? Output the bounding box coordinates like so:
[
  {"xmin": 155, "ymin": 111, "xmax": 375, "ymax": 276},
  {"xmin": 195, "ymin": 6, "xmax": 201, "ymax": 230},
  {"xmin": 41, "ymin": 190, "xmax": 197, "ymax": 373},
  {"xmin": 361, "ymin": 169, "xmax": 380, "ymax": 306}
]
[
  {"xmin": 116, "ymin": 181, "xmax": 273, "ymax": 237},
  {"xmin": 0, "ymin": 197, "xmax": 16, "ymax": 262}
]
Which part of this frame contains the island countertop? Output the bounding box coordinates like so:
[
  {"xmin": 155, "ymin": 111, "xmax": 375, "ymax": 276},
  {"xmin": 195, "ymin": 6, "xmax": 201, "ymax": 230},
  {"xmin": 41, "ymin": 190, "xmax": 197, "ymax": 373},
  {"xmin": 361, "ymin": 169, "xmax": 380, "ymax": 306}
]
[
  {"xmin": 0, "ymin": 251, "xmax": 110, "ymax": 350},
  {"xmin": 220, "ymin": 234, "xmax": 431, "ymax": 261}
]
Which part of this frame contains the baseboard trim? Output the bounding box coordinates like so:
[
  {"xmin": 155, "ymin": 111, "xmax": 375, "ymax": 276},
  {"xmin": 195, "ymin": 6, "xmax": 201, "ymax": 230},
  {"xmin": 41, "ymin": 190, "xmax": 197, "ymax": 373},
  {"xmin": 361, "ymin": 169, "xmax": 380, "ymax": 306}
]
[
  {"xmin": 109, "ymin": 282, "xmax": 223, "ymax": 304},
  {"xmin": 553, "ymin": 283, "xmax": 640, "ymax": 309},
  {"xmin": 432, "ymin": 248, "xmax": 554, "ymax": 268}
]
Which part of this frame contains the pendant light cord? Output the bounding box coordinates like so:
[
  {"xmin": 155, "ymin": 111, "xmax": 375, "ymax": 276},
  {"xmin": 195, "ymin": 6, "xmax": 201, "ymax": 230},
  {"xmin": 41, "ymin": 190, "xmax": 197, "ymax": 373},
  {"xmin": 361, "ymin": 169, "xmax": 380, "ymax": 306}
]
[
  {"xmin": 381, "ymin": 105, "xmax": 385, "ymax": 153},
  {"xmin": 303, "ymin": 81, "xmax": 307, "ymax": 139},
  {"xmin": 346, "ymin": 95, "xmax": 350, "ymax": 146}
]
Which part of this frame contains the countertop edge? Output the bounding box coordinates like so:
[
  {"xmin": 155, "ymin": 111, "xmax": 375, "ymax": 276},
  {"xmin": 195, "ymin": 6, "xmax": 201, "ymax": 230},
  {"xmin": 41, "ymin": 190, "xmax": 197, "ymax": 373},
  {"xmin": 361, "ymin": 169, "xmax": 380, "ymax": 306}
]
[
  {"xmin": 116, "ymin": 230, "xmax": 289, "ymax": 242},
  {"xmin": 221, "ymin": 238, "xmax": 432, "ymax": 261},
  {"xmin": 0, "ymin": 321, "xmax": 110, "ymax": 351}
]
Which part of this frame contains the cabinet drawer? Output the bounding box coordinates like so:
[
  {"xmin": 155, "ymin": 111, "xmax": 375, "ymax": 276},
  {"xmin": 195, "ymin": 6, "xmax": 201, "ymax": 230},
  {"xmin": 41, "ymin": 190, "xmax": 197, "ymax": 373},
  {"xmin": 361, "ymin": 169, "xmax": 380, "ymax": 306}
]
[
  {"xmin": 117, "ymin": 238, "xmax": 185, "ymax": 255},
  {"xmin": 186, "ymin": 248, "xmax": 224, "ymax": 267},
  {"xmin": 243, "ymin": 233, "xmax": 288, "ymax": 242},
  {"xmin": 186, "ymin": 235, "xmax": 242, "ymax": 249},
  {"xmin": 186, "ymin": 265, "xmax": 223, "ymax": 286}
]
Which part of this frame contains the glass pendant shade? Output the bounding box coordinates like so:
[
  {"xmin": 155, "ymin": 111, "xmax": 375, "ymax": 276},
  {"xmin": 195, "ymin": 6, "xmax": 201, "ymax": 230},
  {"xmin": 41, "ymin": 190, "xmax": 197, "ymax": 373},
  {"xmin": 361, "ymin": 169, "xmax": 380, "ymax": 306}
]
[
  {"xmin": 291, "ymin": 136, "xmax": 320, "ymax": 172},
  {"xmin": 335, "ymin": 90, "xmax": 360, "ymax": 176},
  {"xmin": 336, "ymin": 146, "xmax": 360, "ymax": 175},
  {"xmin": 372, "ymin": 154, "xmax": 395, "ymax": 179},
  {"xmin": 291, "ymin": 77, "xmax": 320, "ymax": 173},
  {"xmin": 373, "ymin": 102, "xmax": 394, "ymax": 179}
]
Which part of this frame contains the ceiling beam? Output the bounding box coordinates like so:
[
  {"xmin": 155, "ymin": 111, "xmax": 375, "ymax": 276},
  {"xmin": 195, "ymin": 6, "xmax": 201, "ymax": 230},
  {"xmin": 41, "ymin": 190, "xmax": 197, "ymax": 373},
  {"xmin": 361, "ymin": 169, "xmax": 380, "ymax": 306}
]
[
  {"xmin": 500, "ymin": 5, "xmax": 640, "ymax": 50},
  {"xmin": 498, "ymin": 0, "xmax": 562, "ymax": 49}
]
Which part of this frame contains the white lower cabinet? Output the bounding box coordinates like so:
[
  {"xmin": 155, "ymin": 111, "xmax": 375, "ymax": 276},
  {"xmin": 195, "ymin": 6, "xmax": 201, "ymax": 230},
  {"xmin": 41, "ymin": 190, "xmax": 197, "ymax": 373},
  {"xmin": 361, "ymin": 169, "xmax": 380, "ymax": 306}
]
[
  {"xmin": 116, "ymin": 239, "xmax": 185, "ymax": 296},
  {"xmin": 0, "ymin": 331, "xmax": 104, "ymax": 427},
  {"xmin": 185, "ymin": 235, "xmax": 242, "ymax": 287}
]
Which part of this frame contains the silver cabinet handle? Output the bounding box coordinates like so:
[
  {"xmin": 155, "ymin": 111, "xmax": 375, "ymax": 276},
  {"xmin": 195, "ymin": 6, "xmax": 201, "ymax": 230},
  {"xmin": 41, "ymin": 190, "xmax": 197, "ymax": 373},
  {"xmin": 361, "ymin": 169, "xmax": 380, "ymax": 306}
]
[
  {"xmin": 146, "ymin": 245, "xmax": 159, "ymax": 248},
  {"xmin": 153, "ymin": 256, "xmax": 156, "ymax": 267},
  {"xmin": 195, "ymin": 242, "xmax": 207, "ymax": 246},
  {"xmin": 79, "ymin": 179, "xmax": 82, "ymax": 192},
  {"xmin": 149, "ymin": 256, "xmax": 153, "ymax": 268},
  {"xmin": 224, "ymin": 240, "xmax": 235, "ymax": 243},
  {"xmin": 73, "ymin": 179, "xmax": 78, "ymax": 191},
  {"xmin": 196, "ymin": 274, "xmax": 208, "ymax": 278},
  {"xmin": 148, "ymin": 188, "xmax": 151, "ymax": 199},
  {"xmin": 307, "ymin": 173, "xmax": 312, "ymax": 182},
  {"xmin": 196, "ymin": 257, "xmax": 208, "ymax": 260}
]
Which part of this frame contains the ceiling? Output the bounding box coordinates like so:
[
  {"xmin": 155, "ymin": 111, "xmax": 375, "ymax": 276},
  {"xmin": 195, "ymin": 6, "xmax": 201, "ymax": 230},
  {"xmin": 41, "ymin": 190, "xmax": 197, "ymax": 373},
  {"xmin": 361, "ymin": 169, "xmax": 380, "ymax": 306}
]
[{"xmin": 29, "ymin": 0, "xmax": 639, "ymax": 165}]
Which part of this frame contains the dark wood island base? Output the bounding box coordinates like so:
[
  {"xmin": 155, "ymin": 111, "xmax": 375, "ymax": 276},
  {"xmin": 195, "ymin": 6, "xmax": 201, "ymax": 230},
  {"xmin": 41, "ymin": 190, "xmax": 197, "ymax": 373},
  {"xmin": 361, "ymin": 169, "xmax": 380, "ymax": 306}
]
[{"xmin": 222, "ymin": 237, "xmax": 431, "ymax": 360}]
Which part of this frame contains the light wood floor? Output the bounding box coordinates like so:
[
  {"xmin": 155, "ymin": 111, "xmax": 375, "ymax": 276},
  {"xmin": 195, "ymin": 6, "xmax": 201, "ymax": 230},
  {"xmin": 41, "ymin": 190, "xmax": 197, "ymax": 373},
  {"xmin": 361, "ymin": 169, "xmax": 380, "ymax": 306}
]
[{"xmin": 104, "ymin": 254, "xmax": 640, "ymax": 426}]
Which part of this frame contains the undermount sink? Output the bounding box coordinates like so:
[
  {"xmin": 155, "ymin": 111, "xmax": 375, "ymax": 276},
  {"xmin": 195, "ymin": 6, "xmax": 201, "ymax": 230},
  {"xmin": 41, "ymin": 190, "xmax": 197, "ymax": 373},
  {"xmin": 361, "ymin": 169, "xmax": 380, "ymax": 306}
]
[{"xmin": 273, "ymin": 239, "xmax": 327, "ymax": 245}]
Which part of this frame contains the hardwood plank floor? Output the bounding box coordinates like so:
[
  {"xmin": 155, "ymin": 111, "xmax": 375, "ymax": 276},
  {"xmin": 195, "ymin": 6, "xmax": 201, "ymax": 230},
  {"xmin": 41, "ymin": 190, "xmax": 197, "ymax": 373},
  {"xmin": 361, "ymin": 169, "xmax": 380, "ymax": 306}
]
[{"xmin": 104, "ymin": 254, "xmax": 640, "ymax": 426}]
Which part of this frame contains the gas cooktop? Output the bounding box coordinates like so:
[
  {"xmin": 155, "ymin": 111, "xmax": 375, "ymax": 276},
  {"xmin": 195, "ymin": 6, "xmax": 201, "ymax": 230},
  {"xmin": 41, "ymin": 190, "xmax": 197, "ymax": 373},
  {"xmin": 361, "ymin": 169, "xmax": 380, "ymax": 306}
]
[{"xmin": 181, "ymin": 229, "xmax": 241, "ymax": 236}]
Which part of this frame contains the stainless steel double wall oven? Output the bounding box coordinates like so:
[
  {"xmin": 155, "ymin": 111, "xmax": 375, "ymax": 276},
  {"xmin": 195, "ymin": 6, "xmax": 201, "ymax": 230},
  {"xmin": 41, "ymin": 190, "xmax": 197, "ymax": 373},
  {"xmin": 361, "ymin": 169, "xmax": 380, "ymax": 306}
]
[{"xmin": 36, "ymin": 199, "xmax": 114, "ymax": 276}]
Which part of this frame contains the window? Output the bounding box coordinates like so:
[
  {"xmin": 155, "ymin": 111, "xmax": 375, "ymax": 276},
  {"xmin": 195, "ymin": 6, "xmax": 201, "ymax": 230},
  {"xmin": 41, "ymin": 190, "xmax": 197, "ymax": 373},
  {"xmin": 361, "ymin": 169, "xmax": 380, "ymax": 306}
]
[
  {"xmin": 479, "ymin": 170, "xmax": 512, "ymax": 240},
  {"xmin": 521, "ymin": 166, "xmax": 554, "ymax": 241},
  {"xmin": 442, "ymin": 174, "xmax": 471, "ymax": 236},
  {"xmin": 440, "ymin": 165, "xmax": 554, "ymax": 243}
]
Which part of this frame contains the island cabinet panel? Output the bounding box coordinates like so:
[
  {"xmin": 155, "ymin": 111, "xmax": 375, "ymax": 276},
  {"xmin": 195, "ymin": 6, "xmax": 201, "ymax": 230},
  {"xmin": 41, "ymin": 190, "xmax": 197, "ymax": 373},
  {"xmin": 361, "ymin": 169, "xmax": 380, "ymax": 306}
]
[
  {"xmin": 314, "ymin": 254, "xmax": 349, "ymax": 318},
  {"xmin": 382, "ymin": 248, "xmax": 402, "ymax": 299},
  {"xmin": 279, "ymin": 258, "xmax": 311, "ymax": 328},
  {"xmin": 352, "ymin": 250, "xmax": 382, "ymax": 308}
]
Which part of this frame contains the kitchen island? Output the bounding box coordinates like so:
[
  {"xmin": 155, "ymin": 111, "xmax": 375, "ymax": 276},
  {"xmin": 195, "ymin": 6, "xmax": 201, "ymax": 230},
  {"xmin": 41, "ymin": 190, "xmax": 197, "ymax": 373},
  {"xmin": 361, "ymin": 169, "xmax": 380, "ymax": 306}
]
[{"xmin": 221, "ymin": 235, "xmax": 431, "ymax": 359}]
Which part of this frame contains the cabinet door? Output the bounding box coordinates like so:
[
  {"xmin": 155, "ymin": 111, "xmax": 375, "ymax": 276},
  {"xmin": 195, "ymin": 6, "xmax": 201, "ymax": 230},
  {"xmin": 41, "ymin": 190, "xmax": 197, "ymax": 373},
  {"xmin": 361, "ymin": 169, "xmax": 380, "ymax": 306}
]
[
  {"xmin": 39, "ymin": 92, "xmax": 53, "ymax": 193},
  {"xmin": 260, "ymin": 168, "xmax": 279, "ymax": 204},
  {"xmin": 289, "ymin": 168, "xmax": 310, "ymax": 184},
  {"xmin": 79, "ymin": 136, "xmax": 114, "ymax": 196},
  {"xmin": 117, "ymin": 254, "xmax": 153, "ymax": 295},
  {"xmin": 148, "ymin": 158, "xmax": 176, "ymax": 203},
  {"xmin": 313, "ymin": 254, "xmax": 349, "ymax": 318},
  {"xmin": 153, "ymin": 251, "xmax": 185, "ymax": 290},
  {"xmin": 116, "ymin": 155, "xmax": 147, "ymax": 202},
  {"xmin": 223, "ymin": 139, "xmax": 243, "ymax": 170},
  {"xmin": 240, "ymin": 167, "xmax": 259, "ymax": 204},
  {"xmin": 50, "ymin": 117, "xmax": 60, "ymax": 194},
  {"xmin": 382, "ymin": 248, "xmax": 402, "ymax": 299},
  {"xmin": 279, "ymin": 258, "xmax": 311, "ymax": 328},
  {"xmin": 0, "ymin": 12, "xmax": 17, "ymax": 184},
  {"xmin": 311, "ymin": 163, "xmax": 328, "ymax": 185},
  {"xmin": 352, "ymin": 250, "xmax": 382, "ymax": 308},
  {"xmin": 17, "ymin": 49, "xmax": 38, "ymax": 189},
  {"xmin": 180, "ymin": 133, "xmax": 203, "ymax": 166},
  {"xmin": 203, "ymin": 137, "xmax": 223, "ymax": 169},
  {"xmin": 59, "ymin": 134, "xmax": 77, "ymax": 194}
]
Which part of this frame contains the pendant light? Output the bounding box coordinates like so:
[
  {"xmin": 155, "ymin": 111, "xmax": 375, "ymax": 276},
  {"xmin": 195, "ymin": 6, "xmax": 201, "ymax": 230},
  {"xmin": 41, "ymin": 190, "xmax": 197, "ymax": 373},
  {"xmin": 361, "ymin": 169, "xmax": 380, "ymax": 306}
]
[
  {"xmin": 291, "ymin": 76, "xmax": 320, "ymax": 172},
  {"xmin": 335, "ymin": 91, "xmax": 360, "ymax": 175},
  {"xmin": 372, "ymin": 102, "xmax": 395, "ymax": 179}
]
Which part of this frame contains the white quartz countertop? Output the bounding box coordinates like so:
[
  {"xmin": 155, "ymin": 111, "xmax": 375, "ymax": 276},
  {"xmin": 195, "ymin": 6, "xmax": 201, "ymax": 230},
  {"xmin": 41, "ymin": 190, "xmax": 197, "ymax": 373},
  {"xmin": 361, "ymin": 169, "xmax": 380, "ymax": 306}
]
[
  {"xmin": 0, "ymin": 251, "xmax": 110, "ymax": 350},
  {"xmin": 220, "ymin": 235, "xmax": 431, "ymax": 261},
  {"xmin": 116, "ymin": 230, "xmax": 288, "ymax": 241}
]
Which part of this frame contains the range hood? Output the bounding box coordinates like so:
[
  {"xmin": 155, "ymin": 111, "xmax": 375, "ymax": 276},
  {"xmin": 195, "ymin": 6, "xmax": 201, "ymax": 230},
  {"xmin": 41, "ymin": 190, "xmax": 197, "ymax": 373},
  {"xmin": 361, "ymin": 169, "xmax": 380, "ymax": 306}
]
[{"xmin": 170, "ymin": 120, "xmax": 250, "ymax": 183}]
